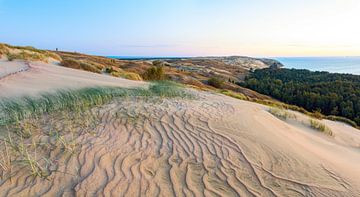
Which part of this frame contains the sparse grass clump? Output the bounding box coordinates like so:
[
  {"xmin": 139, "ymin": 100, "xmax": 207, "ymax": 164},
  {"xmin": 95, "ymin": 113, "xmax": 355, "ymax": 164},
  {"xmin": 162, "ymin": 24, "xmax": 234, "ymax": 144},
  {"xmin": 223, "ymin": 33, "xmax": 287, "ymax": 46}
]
[
  {"xmin": 309, "ymin": 119, "xmax": 333, "ymax": 136},
  {"xmin": 220, "ymin": 90, "xmax": 248, "ymax": 100},
  {"xmin": 110, "ymin": 70, "xmax": 143, "ymax": 81},
  {"xmin": 268, "ymin": 108, "xmax": 296, "ymax": 120}
]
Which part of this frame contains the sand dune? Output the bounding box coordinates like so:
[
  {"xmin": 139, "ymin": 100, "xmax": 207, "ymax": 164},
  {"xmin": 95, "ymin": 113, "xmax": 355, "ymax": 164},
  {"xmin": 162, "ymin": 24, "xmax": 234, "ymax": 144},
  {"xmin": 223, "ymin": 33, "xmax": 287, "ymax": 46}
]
[
  {"xmin": 1, "ymin": 60, "xmax": 360, "ymax": 196},
  {"xmin": 0, "ymin": 59, "xmax": 146, "ymax": 98}
]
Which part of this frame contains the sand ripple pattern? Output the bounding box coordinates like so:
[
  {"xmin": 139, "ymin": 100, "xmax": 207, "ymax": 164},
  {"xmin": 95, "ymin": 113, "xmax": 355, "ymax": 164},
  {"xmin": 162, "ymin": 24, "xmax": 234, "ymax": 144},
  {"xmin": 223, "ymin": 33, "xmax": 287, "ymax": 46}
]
[{"xmin": 0, "ymin": 96, "xmax": 357, "ymax": 197}]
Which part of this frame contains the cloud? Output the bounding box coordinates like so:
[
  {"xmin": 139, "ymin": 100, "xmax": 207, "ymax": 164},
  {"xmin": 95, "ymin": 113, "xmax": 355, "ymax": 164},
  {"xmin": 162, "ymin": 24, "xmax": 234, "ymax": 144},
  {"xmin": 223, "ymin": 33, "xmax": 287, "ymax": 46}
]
[{"xmin": 119, "ymin": 44, "xmax": 178, "ymax": 48}]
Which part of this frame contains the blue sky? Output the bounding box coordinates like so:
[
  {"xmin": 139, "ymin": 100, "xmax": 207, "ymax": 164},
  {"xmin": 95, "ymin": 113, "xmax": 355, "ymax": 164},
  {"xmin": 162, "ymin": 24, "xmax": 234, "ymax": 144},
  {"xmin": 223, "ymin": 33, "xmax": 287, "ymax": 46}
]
[{"xmin": 1, "ymin": 0, "xmax": 359, "ymax": 57}]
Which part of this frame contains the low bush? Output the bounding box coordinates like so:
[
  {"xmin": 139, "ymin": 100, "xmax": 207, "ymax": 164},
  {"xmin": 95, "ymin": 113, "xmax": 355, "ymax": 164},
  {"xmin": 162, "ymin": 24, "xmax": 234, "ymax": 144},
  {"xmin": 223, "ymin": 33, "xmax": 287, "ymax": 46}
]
[
  {"xmin": 208, "ymin": 77, "xmax": 224, "ymax": 88},
  {"xmin": 142, "ymin": 66, "xmax": 165, "ymax": 81}
]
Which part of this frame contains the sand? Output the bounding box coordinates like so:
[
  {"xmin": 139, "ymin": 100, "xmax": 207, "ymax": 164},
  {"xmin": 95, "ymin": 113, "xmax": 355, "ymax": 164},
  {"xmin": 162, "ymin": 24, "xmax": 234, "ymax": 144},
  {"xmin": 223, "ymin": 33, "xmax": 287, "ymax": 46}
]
[
  {"xmin": 1, "ymin": 60, "xmax": 360, "ymax": 196},
  {"xmin": 0, "ymin": 59, "xmax": 146, "ymax": 98}
]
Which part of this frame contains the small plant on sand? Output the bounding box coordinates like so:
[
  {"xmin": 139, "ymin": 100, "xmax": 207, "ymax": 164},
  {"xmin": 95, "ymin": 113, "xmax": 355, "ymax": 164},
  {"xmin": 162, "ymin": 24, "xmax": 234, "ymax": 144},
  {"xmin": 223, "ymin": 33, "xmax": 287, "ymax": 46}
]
[
  {"xmin": 0, "ymin": 134, "xmax": 51, "ymax": 178},
  {"xmin": 269, "ymin": 108, "xmax": 296, "ymax": 120},
  {"xmin": 0, "ymin": 140, "xmax": 12, "ymax": 178},
  {"xmin": 309, "ymin": 119, "xmax": 333, "ymax": 136},
  {"xmin": 51, "ymin": 131, "xmax": 77, "ymax": 154}
]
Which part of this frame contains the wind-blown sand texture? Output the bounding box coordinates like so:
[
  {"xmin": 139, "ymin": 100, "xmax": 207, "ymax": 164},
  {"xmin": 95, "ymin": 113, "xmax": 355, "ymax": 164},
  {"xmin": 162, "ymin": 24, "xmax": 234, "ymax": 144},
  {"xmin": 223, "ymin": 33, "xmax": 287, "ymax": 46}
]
[{"xmin": 1, "ymin": 60, "xmax": 360, "ymax": 196}]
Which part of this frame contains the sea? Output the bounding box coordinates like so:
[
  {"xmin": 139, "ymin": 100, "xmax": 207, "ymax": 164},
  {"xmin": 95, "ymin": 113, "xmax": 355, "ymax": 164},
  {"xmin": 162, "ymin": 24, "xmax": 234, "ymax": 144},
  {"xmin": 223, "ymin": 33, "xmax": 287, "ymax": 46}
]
[{"xmin": 275, "ymin": 57, "xmax": 360, "ymax": 75}]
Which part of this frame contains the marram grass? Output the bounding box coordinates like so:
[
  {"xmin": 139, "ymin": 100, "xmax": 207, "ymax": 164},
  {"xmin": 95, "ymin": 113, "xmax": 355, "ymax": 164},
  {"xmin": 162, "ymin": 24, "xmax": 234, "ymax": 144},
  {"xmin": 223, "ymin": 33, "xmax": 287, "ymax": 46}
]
[{"xmin": 0, "ymin": 81, "xmax": 193, "ymax": 126}]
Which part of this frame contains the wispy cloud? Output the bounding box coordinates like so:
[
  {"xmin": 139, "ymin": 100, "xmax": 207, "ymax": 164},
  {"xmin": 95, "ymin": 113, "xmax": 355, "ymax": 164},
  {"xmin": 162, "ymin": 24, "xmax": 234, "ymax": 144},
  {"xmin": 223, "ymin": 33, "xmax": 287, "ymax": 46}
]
[{"xmin": 119, "ymin": 44, "xmax": 178, "ymax": 48}]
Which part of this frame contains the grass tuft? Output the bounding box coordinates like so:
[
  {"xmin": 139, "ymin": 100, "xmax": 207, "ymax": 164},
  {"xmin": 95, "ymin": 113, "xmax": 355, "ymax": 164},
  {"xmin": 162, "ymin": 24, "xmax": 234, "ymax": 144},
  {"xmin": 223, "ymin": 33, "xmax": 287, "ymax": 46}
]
[
  {"xmin": 268, "ymin": 108, "xmax": 296, "ymax": 120},
  {"xmin": 309, "ymin": 119, "xmax": 333, "ymax": 136}
]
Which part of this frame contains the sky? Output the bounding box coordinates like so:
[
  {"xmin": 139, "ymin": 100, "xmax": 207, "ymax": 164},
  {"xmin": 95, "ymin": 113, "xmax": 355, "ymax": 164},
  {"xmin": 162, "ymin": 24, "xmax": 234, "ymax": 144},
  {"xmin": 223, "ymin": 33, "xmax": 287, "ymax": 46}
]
[{"xmin": 1, "ymin": 0, "xmax": 360, "ymax": 57}]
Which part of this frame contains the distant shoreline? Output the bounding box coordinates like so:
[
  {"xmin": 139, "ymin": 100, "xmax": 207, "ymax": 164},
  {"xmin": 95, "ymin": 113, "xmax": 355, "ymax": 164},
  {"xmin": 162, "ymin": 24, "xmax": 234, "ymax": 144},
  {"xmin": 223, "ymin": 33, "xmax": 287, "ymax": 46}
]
[{"xmin": 275, "ymin": 56, "xmax": 360, "ymax": 75}]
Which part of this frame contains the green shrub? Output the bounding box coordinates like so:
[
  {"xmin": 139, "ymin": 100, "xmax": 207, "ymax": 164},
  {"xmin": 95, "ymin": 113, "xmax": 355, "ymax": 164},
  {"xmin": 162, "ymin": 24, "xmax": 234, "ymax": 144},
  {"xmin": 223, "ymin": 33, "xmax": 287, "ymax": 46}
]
[
  {"xmin": 208, "ymin": 77, "xmax": 224, "ymax": 88},
  {"xmin": 142, "ymin": 66, "xmax": 165, "ymax": 81}
]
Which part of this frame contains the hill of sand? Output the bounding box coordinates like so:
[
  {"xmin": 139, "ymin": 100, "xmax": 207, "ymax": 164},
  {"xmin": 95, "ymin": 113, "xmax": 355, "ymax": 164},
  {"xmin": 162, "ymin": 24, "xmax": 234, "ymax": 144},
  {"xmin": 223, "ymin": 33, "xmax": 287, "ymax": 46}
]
[
  {"xmin": 0, "ymin": 59, "xmax": 145, "ymax": 98},
  {"xmin": 0, "ymin": 59, "xmax": 360, "ymax": 196}
]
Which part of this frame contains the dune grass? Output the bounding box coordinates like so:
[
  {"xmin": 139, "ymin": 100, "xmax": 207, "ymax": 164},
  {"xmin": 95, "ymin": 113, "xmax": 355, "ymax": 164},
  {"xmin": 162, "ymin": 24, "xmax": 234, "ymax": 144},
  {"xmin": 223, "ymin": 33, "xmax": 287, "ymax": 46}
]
[
  {"xmin": 268, "ymin": 108, "xmax": 296, "ymax": 120},
  {"xmin": 0, "ymin": 81, "xmax": 192, "ymax": 126},
  {"xmin": 0, "ymin": 43, "xmax": 61, "ymax": 62},
  {"xmin": 309, "ymin": 119, "xmax": 333, "ymax": 136}
]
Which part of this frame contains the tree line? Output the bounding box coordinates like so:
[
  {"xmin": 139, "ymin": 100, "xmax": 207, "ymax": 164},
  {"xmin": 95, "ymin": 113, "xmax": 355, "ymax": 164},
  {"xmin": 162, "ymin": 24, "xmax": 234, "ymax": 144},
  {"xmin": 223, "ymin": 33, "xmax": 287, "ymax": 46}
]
[{"xmin": 241, "ymin": 68, "xmax": 360, "ymax": 126}]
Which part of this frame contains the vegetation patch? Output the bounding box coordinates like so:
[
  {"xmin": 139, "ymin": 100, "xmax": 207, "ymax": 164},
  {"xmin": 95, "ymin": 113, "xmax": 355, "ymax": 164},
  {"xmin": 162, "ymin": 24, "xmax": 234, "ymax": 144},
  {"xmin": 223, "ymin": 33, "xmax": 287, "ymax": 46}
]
[
  {"xmin": 243, "ymin": 68, "xmax": 360, "ymax": 127},
  {"xmin": 1, "ymin": 43, "xmax": 61, "ymax": 62},
  {"xmin": 61, "ymin": 59, "xmax": 102, "ymax": 73},
  {"xmin": 7, "ymin": 51, "xmax": 48, "ymax": 62},
  {"xmin": 0, "ymin": 81, "xmax": 193, "ymax": 126},
  {"xmin": 268, "ymin": 108, "xmax": 296, "ymax": 120},
  {"xmin": 142, "ymin": 66, "xmax": 166, "ymax": 81},
  {"xmin": 220, "ymin": 90, "xmax": 248, "ymax": 100},
  {"xmin": 208, "ymin": 77, "xmax": 224, "ymax": 88},
  {"xmin": 309, "ymin": 119, "xmax": 333, "ymax": 136}
]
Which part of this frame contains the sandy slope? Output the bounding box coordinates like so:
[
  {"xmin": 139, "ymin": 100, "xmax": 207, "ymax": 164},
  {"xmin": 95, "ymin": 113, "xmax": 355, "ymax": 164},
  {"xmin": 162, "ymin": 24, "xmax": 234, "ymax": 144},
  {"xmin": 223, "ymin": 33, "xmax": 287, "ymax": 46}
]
[
  {"xmin": 0, "ymin": 59, "xmax": 146, "ymax": 98},
  {"xmin": 0, "ymin": 60, "xmax": 360, "ymax": 196}
]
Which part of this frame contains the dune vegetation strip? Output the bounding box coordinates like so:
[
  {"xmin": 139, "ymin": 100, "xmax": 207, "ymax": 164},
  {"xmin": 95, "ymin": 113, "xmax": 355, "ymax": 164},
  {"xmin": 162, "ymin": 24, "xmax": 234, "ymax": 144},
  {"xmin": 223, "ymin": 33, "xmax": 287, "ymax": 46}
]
[{"xmin": 0, "ymin": 81, "xmax": 193, "ymax": 126}]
